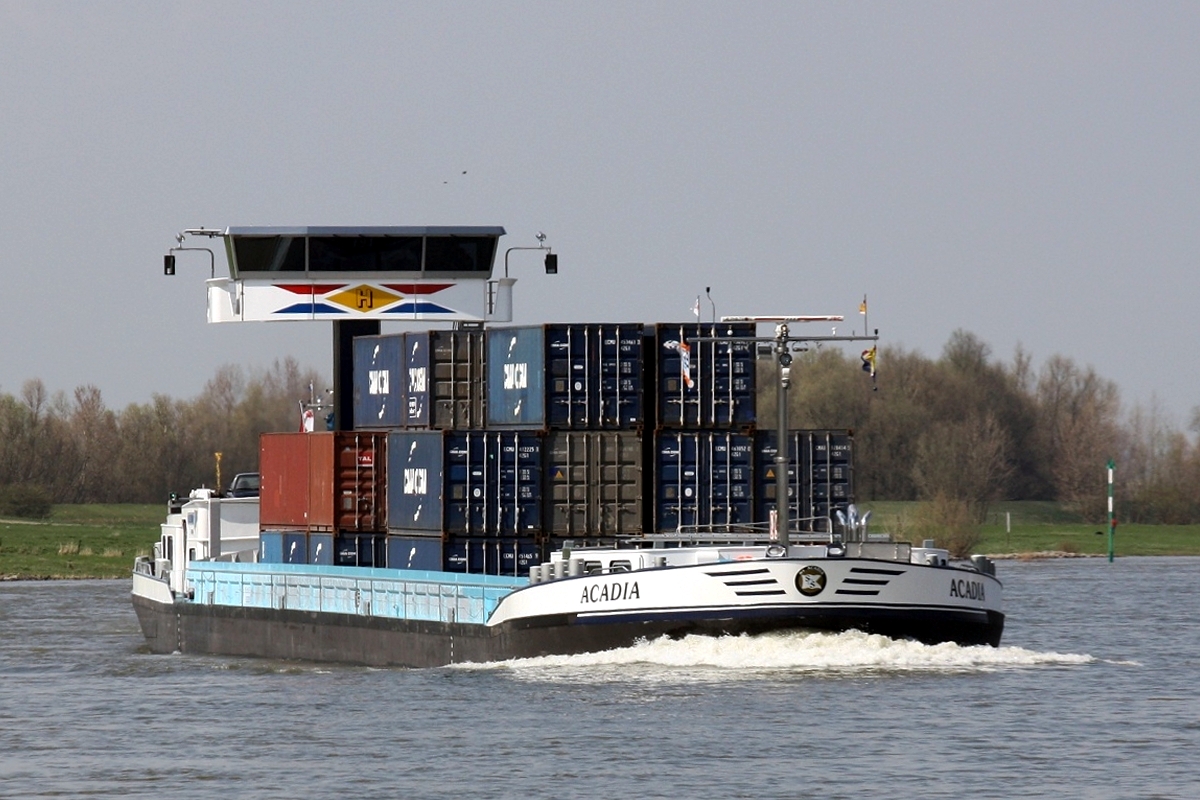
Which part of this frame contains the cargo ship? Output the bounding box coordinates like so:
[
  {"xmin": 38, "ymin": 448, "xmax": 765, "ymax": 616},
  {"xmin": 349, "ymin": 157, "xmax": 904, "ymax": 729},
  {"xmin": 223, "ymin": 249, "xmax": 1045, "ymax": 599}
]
[{"xmin": 132, "ymin": 226, "xmax": 1004, "ymax": 667}]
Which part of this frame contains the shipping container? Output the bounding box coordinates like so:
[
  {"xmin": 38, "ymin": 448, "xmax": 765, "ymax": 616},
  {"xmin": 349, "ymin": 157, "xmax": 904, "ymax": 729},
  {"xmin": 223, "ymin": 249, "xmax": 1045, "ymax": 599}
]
[
  {"xmin": 258, "ymin": 530, "xmax": 335, "ymax": 565},
  {"xmin": 486, "ymin": 324, "xmax": 645, "ymax": 429},
  {"xmin": 386, "ymin": 430, "xmax": 543, "ymax": 536},
  {"xmin": 260, "ymin": 432, "xmax": 387, "ymax": 531},
  {"xmin": 403, "ymin": 329, "xmax": 487, "ymax": 429},
  {"xmin": 654, "ymin": 431, "xmax": 754, "ymax": 532},
  {"xmin": 308, "ymin": 531, "xmax": 335, "ymax": 565},
  {"xmin": 259, "ymin": 433, "xmax": 318, "ymax": 528},
  {"xmin": 544, "ymin": 430, "xmax": 645, "ymax": 535},
  {"xmin": 353, "ymin": 330, "xmax": 487, "ymax": 430},
  {"xmin": 755, "ymin": 430, "xmax": 854, "ymax": 533},
  {"xmin": 282, "ymin": 531, "xmax": 307, "ymax": 564},
  {"xmin": 386, "ymin": 534, "xmax": 445, "ymax": 571},
  {"xmin": 596, "ymin": 325, "xmax": 645, "ymax": 428},
  {"xmin": 352, "ymin": 333, "xmax": 405, "ymax": 429},
  {"xmin": 259, "ymin": 530, "xmax": 284, "ymax": 563},
  {"xmin": 654, "ymin": 322, "xmax": 757, "ymax": 428},
  {"xmin": 443, "ymin": 537, "xmax": 543, "ymax": 576},
  {"xmin": 335, "ymin": 533, "xmax": 387, "ymax": 567}
]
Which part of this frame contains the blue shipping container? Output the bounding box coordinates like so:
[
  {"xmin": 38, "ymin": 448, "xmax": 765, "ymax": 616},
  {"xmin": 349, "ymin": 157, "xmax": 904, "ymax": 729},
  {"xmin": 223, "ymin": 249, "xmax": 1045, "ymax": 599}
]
[
  {"xmin": 487, "ymin": 326, "xmax": 547, "ymax": 427},
  {"xmin": 386, "ymin": 535, "xmax": 445, "ymax": 571},
  {"xmin": 282, "ymin": 532, "xmax": 308, "ymax": 564},
  {"xmin": 308, "ymin": 532, "xmax": 335, "ymax": 565},
  {"xmin": 259, "ymin": 530, "xmax": 284, "ymax": 564},
  {"xmin": 443, "ymin": 537, "xmax": 543, "ymax": 577},
  {"xmin": 387, "ymin": 430, "xmax": 446, "ymax": 531},
  {"xmin": 655, "ymin": 322, "xmax": 757, "ymax": 428},
  {"xmin": 486, "ymin": 324, "xmax": 644, "ymax": 429},
  {"xmin": 335, "ymin": 533, "xmax": 387, "ymax": 567},
  {"xmin": 597, "ymin": 325, "xmax": 644, "ymax": 427},
  {"xmin": 352, "ymin": 334, "xmax": 405, "ymax": 429},
  {"xmin": 387, "ymin": 430, "xmax": 543, "ymax": 536},
  {"xmin": 755, "ymin": 430, "xmax": 853, "ymax": 532},
  {"xmin": 654, "ymin": 431, "xmax": 754, "ymax": 531}
]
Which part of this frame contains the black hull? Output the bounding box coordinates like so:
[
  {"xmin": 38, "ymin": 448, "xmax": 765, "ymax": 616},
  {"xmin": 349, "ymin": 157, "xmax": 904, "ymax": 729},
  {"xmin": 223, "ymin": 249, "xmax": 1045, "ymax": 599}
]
[{"xmin": 133, "ymin": 593, "xmax": 1004, "ymax": 668}]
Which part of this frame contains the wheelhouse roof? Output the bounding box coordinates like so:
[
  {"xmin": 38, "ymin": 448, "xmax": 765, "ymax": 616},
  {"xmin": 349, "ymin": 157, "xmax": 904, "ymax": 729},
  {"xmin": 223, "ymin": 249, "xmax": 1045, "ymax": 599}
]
[{"xmin": 224, "ymin": 226, "xmax": 507, "ymax": 237}]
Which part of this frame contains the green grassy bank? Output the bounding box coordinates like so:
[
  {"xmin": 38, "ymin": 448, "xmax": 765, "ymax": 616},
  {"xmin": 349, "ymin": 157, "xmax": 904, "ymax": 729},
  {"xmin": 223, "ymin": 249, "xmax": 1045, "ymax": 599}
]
[
  {"xmin": 862, "ymin": 500, "xmax": 1200, "ymax": 557},
  {"xmin": 0, "ymin": 504, "xmax": 163, "ymax": 579},
  {"xmin": 2, "ymin": 501, "xmax": 1199, "ymax": 580}
]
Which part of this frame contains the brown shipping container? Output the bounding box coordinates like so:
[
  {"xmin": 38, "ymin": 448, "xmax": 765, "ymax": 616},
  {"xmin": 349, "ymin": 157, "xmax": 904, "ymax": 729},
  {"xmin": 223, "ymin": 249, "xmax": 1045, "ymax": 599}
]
[
  {"xmin": 259, "ymin": 432, "xmax": 387, "ymax": 531},
  {"xmin": 426, "ymin": 329, "xmax": 487, "ymax": 430},
  {"xmin": 544, "ymin": 430, "xmax": 644, "ymax": 535}
]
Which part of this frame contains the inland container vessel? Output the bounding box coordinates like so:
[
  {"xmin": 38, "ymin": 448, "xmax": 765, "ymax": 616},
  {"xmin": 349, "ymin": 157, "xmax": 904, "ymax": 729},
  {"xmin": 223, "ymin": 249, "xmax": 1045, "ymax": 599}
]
[{"xmin": 133, "ymin": 226, "xmax": 1003, "ymax": 667}]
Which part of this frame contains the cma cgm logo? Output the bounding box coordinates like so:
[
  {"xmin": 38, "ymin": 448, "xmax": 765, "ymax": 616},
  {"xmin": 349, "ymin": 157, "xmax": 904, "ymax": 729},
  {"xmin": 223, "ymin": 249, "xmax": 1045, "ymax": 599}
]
[
  {"xmin": 368, "ymin": 369, "xmax": 389, "ymax": 396},
  {"xmin": 504, "ymin": 362, "xmax": 528, "ymax": 390},
  {"xmin": 404, "ymin": 468, "xmax": 428, "ymax": 495}
]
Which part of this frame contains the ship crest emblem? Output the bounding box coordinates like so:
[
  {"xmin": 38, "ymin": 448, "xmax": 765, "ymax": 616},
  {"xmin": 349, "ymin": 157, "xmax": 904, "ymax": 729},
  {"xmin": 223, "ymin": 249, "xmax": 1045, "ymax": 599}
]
[{"xmin": 795, "ymin": 565, "xmax": 827, "ymax": 597}]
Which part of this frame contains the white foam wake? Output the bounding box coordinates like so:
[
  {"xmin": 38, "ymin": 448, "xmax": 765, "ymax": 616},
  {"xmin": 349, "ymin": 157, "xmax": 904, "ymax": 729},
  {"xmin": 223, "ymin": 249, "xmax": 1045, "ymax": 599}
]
[{"xmin": 457, "ymin": 630, "xmax": 1094, "ymax": 682}]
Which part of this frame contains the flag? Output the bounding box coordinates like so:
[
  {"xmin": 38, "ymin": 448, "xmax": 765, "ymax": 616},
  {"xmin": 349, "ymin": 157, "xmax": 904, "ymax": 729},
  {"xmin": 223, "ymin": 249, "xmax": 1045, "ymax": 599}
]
[
  {"xmin": 859, "ymin": 295, "xmax": 867, "ymax": 315},
  {"xmin": 692, "ymin": 296, "xmax": 701, "ymax": 319},
  {"xmin": 300, "ymin": 408, "xmax": 315, "ymax": 432},
  {"xmin": 663, "ymin": 339, "xmax": 695, "ymax": 389},
  {"xmin": 860, "ymin": 346, "xmax": 877, "ymax": 377},
  {"xmin": 679, "ymin": 340, "xmax": 694, "ymax": 388}
]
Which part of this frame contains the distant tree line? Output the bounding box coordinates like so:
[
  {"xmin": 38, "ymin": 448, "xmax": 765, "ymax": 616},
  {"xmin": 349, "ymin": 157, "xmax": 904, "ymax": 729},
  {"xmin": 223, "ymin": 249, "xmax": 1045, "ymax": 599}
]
[
  {"xmin": 765, "ymin": 329, "xmax": 1200, "ymax": 525},
  {"xmin": 0, "ymin": 358, "xmax": 324, "ymax": 506},
  {"xmin": 1, "ymin": 333, "xmax": 1197, "ymax": 525}
]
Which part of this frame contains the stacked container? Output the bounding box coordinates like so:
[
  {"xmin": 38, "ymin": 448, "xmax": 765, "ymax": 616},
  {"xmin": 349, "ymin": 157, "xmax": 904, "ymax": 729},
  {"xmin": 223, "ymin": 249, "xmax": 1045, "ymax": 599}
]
[
  {"xmin": 259, "ymin": 431, "xmax": 386, "ymax": 531},
  {"xmin": 654, "ymin": 431, "xmax": 755, "ymax": 531},
  {"xmin": 486, "ymin": 323, "xmax": 644, "ymax": 429},
  {"xmin": 483, "ymin": 323, "xmax": 648, "ymax": 557},
  {"xmin": 353, "ymin": 329, "xmax": 487, "ymax": 430},
  {"xmin": 544, "ymin": 430, "xmax": 644, "ymax": 536},
  {"xmin": 651, "ymin": 322, "xmax": 758, "ymax": 532},
  {"xmin": 259, "ymin": 431, "xmax": 387, "ymax": 567},
  {"xmin": 653, "ymin": 322, "xmax": 757, "ymax": 429},
  {"xmin": 259, "ymin": 319, "xmax": 858, "ymax": 576},
  {"xmin": 754, "ymin": 430, "xmax": 854, "ymax": 531},
  {"xmin": 386, "ymin": 430, "xmax": 542, "ymax": 536}
]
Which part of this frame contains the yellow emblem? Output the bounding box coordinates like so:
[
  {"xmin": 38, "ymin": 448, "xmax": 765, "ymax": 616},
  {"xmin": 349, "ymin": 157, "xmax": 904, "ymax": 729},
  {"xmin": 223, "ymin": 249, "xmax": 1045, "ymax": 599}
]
[{"xmin": 327, "ymin": 285, "xmax": 403, "ymax": 313}]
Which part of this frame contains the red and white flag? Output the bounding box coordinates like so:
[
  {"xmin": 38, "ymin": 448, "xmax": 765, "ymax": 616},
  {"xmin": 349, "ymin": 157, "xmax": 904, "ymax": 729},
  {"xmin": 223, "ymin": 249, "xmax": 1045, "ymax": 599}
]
[{"xmin": 679, "ymin": 340, "xmax": 694, "ymax": 389}]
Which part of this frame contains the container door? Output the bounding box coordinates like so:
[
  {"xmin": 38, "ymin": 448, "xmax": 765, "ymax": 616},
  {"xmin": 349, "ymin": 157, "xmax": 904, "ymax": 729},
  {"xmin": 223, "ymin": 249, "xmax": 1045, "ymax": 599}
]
[
  {"xmin": 487, "ymin": 326, "xmax": 547, "ymax": 428},
  {"xmin": 656, "ymin": 322, "xmax": 757, "ymax": 428},
  {"xmin": 544, "ymin": 324, "xmax": 591, "ymax": 428},
  {"xmin": 597, "ymin": 324, "xmax": 645, "ymax": 428},
  {"xmin": 353, "ymin": 334, "xmax": 405, "ymax": 429},
  {"xmin": 259, "ymin": 433, "xmax": 313, "ymax": 528},
  {"xmin": 402, "ymin": 331, "xmax": 432, "ymax": 428},
  {"xmin": 430, "ymin": 330, "xmax": 486, "ymax": 429},
  {"xmin": 308, "ymin": 532, "xmax": 334, "ymax": 565},
  {"xmin": 387, "ymin": 430, "xmax": 446, "ymax": 533},
  {"xmin": 545, "ymin": 431, "xmax": 643, "ymax": 536},
  {"xmin": 386, "ymin": 535, "xmax": 443, "ymax": 571}
]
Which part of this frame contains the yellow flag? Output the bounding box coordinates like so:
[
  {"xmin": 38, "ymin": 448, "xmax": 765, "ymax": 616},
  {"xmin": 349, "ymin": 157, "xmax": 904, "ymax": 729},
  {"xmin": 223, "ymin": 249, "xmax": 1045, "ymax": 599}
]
[{"xmin": 861, "ymin": 346, "xmax": 877, "ymax": 377}]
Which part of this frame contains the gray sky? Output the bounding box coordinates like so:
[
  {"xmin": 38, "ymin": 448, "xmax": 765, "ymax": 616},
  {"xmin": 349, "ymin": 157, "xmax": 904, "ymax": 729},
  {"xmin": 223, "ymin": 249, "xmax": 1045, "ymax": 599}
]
[{"xmin": 2, "ymin": 2, "xmax": 1197, "ymax": 424}]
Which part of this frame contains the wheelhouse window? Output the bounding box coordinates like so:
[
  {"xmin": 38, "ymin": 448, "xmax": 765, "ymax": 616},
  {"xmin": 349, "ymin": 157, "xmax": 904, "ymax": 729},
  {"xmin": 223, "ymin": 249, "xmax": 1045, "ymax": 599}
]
[
  {"xmin": 227, "ymin": 229, "xmax": 503, "ymax": 277},
  {"xmin": 422, "ymin": 236, "xmax": 497, "ymax": 274},
  {"xmin": 308, "ymin": 236, "xmax": 423, "ymax": 273},
  {"xmin": 232, "ymin": 236, "xmax": 305, "ymax": 273}
]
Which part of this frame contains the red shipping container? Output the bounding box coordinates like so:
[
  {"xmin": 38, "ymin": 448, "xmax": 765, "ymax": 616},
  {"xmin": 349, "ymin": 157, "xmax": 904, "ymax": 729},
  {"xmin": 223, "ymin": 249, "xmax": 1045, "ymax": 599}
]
[{"xmin": 259, "ymin": 432, "xmax": 386, "ymax": 532}]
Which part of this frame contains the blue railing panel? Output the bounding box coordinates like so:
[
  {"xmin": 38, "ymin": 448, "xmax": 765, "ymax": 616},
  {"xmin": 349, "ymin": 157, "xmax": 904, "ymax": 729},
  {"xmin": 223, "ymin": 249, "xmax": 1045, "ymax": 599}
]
[{"xmin": 187, "ymin": 562, "xmax": 526, "ymax": 625}]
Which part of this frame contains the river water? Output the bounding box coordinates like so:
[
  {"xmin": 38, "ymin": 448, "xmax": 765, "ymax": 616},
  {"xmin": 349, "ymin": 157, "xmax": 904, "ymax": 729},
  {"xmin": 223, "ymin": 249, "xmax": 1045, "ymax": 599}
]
[{"xmin": 1, "ymin": 557, "xmax": 1197, "ymax": 799}]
